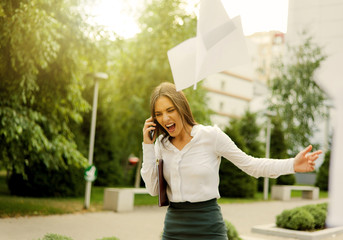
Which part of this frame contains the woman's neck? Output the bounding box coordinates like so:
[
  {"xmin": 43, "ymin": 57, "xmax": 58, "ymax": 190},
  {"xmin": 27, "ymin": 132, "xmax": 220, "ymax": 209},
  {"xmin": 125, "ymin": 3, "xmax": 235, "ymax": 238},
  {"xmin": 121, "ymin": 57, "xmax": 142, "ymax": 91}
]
[{"xmin": 171, "ymin": 124, "xmax": 193, "ymax": 151}]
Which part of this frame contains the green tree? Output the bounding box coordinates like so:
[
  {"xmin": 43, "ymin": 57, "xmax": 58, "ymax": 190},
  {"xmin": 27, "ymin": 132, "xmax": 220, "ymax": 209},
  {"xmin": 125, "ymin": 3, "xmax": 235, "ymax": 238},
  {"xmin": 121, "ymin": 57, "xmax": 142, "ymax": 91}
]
[
  {"xmin": 239, "ymin": 111, "xmax": 264, "ymax": 157},
  {"xmin": 270, "ymin": 116, "xmax": 295, "ymax": 185},
  {"xmin": 219, "ymin": 110, "xmax": 262, "ymax": 198},
  {"xmin": 0, "ymin": 0, "xmax": 101, "ymax": 192},
  {"xmin": 269, "ymin": 34, "xmax": 327, "ymax": 153},
  {"xmin": 315, "ymin": 150, "xmax": 330, "ymax": 191}
]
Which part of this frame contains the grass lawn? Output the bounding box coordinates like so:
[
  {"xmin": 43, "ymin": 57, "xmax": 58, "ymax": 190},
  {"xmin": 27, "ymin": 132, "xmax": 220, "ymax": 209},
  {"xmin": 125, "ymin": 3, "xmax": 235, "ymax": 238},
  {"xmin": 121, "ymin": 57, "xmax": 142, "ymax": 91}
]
[{"xmin": 0, "ymin": 172, "xmax": 328, "ymax": 218}]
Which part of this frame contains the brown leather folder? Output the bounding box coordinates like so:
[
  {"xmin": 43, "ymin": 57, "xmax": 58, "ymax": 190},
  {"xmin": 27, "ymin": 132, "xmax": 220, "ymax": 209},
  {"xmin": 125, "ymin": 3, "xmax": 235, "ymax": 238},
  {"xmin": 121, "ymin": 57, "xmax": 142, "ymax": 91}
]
[{"xmin": 157, "ymin": 159, "xmax": 169, "ymax": 207}]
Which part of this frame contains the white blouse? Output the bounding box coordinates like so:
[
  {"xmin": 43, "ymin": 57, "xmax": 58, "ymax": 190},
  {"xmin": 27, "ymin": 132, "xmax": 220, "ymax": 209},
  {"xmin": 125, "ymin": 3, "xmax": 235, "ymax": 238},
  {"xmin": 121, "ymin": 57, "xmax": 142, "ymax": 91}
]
[{"xmin": 141, "ymin": 124, "xmax": 295, "ymax": 203}]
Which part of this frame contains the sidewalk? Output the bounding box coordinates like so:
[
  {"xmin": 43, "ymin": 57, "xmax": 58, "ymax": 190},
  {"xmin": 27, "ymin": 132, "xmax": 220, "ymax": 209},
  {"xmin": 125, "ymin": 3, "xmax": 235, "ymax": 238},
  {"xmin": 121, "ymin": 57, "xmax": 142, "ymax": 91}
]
[{"xmin": 0, "ymin": 198, "xmax": 333, "ymax": 240}]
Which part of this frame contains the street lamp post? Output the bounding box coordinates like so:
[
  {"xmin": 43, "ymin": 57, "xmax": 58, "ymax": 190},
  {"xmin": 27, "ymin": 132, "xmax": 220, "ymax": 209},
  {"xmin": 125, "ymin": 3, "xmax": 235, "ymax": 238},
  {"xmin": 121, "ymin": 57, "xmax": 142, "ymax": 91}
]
[
  {"xmin": 84, "ymin": 72, "xmax": 108, "ymax": 209},
  {"xmin": 263, "ymin": 110, "xmax": 276, "ymax": 200},
  {"xmin": 323, "ymin": 99, "xmax": 333, "ymax": 154}
]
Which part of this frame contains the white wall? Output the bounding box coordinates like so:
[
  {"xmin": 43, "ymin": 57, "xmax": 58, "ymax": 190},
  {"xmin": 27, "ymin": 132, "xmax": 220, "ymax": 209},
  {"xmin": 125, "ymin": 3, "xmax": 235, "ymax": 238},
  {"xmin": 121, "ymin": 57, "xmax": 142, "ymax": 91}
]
[{"xmin": 204, "ymin": 71, "xmax": 253, "ymax": 128}]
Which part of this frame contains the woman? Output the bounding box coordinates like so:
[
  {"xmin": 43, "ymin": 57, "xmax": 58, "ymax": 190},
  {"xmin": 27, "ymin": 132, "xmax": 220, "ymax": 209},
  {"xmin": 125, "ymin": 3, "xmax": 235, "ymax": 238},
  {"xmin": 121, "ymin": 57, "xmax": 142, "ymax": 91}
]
[{"xmin": 141, "ymin": 82, "xmax": 322, "ymax": 240}]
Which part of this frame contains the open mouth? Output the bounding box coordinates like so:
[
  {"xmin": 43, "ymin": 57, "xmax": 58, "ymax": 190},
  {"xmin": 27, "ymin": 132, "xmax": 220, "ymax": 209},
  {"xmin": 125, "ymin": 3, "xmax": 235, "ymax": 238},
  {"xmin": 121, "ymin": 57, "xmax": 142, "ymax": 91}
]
[{"xmin": 166, "ymin": 123, "xmax": 176, "ymax": 132}]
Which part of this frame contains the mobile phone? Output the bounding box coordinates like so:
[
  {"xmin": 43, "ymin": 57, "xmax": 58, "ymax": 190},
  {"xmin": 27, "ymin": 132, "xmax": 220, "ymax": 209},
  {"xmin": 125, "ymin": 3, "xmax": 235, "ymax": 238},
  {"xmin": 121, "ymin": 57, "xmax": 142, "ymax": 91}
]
[
  {"xmin": 149, "ymin": 119, "xmax": 157, "ymax": 140},
  {"xmin": 149, "ymin": 130, "xmax": 154, "ymax": 140}
]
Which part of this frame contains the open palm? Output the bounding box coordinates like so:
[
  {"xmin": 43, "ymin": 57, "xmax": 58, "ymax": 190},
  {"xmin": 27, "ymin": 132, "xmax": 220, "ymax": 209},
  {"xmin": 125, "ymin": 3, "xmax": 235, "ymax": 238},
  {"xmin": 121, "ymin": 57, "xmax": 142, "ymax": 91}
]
[{"xmin": 294, "ymin": 145, "xmax": 323, "ymax": 172}]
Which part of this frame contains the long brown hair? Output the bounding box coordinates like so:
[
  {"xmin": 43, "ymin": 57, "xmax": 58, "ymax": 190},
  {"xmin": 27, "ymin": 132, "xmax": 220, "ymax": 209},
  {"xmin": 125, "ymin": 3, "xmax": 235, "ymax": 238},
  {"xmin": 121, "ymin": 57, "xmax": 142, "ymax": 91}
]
[{"xmin": 150, "ymin": 82, "xmax": 197, "ymax": 141}]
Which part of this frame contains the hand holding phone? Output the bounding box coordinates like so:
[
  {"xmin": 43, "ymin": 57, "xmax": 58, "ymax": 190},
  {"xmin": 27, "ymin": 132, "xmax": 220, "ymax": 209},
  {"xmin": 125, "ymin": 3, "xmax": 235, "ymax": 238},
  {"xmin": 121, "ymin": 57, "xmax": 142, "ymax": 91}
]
[{"xmin": 143, "ymin": 117, "xmax": 156, "ymax": 143}]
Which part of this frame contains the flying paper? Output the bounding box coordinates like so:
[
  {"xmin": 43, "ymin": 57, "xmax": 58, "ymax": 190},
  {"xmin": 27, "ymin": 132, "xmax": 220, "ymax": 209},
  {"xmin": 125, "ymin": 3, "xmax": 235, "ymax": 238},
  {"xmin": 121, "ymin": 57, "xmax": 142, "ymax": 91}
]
[{"xmin": 167, "ymin": 0, "xmax": 250, "ymax": 91}]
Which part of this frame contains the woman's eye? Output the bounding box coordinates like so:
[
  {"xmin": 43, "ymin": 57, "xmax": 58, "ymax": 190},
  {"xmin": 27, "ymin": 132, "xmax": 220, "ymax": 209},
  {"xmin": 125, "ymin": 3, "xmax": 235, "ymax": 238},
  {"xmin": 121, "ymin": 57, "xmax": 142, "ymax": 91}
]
[{"xmin": 168, "ymin": 109, "xmax": 174, "ymax": 113}]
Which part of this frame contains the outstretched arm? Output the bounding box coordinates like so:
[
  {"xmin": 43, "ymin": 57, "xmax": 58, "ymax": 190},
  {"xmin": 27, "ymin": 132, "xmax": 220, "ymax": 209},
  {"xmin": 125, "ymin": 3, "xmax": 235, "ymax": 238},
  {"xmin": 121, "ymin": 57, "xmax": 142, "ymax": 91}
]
[{"xmin": 294, "ymin": 145, "xmax": 322, "ymax": 172}]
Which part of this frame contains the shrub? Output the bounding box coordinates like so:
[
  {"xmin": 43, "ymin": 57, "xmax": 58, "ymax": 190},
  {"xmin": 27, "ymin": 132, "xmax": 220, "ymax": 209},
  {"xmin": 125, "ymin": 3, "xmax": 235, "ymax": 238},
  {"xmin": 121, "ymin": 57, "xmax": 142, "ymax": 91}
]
[
  {"xmin": 37, "ymin": 233, "xmax": 73, "ymax": 240},
  {"xmin": 225, "ymin": 220, "xmax": 242, "ymax": 240},
  {"xmin": 8, "ymin": 161, "xmax": 84, "ymax": 197},
  {"xmin": 276, "ymin": 174, "xmax": 295, "ymax": 185},
  {"xmin": 219, "ymin": 113, "xmax": 261, "ymax": 198},
  {"xmin": 276, "ymin": 203, "xmax": 328, "ymax": 231},
  {"xmin": 276, "ymin": 208, "xmax": 315, "ymax": 230},
  {"xmin": 96, "ymin": 237, "xmax": 120, "ymax": 240},
  {"xmin": 315, "ymin": 150, "xmax": 330, "ymax": 191},
  {"xmin": 219, "ymin": 160, "xmax": 257, "ymax": 198},
  {"xmin": 303, "ymin": 204, "xmax": 327, "ymax": 229},
  {"xmin": 270, "ymin": 116, "xmax": 295, "ymax": 186},
  {"xmin": 257, "ymin": 177, "xmax": 276, "ymax": 192},
  {"xmin": 36, "ymin": 234, "xmax": 120, "ymax": 240},
  {"xmin": 316, "ymin": 202, "xmax": 328, "ymax": 211}
]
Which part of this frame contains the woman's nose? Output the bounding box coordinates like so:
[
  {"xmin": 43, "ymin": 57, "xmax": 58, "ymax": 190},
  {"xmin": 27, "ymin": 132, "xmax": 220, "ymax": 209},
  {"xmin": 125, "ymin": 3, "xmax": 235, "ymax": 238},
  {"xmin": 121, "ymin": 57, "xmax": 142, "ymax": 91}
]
[{"xmin": 162, "ymin": 113, "xmax": 169, "ymax": 122}]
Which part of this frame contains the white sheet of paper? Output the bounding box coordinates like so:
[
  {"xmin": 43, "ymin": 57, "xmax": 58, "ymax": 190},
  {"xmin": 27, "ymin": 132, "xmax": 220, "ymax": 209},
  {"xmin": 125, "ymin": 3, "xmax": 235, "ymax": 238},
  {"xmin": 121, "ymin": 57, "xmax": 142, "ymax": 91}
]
[
  {"xmin": 317, "ymin": 50, "xmax": 343, "ymax": 227},
  {"xmin": 167, "ymin": 37, "xmax": 197, "ymax": 91},
  {"xmin": 167, "ymin": 0, "xmax": 250, "ymax": 91}
]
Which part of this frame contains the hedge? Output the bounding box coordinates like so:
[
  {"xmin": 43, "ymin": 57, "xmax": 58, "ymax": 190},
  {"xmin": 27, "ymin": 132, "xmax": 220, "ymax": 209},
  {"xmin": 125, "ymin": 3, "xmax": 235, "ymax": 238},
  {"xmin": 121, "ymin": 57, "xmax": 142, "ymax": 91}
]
[
  {"xmin": 225, "ymin": 220, "xmax": 242, "ymax": 240},
  {"xmin": 8, "ymin": 161, "xmax": 84, "ymax": 197},
  {"xmin": 276, "ymin": 203, "xmax": 327, "ymax": 231}
]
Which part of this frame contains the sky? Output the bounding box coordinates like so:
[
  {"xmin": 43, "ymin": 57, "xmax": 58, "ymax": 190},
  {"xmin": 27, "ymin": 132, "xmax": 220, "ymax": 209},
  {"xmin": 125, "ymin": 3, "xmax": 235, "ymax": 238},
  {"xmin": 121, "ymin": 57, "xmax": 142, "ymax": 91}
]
[{"xmin": 88, "ymin": 0, "xmax": 289, "ymax": 38}]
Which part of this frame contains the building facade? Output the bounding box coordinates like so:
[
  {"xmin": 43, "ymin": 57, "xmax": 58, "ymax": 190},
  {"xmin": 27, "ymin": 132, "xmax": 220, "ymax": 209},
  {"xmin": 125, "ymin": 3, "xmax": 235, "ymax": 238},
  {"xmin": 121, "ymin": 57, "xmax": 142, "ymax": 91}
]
[
  {"xmin": 203, "ymin": 71, "xmax": 254, "ymax": 128},
  {"xmin": 204, "ymin": 31, "xmax": 287, "ymax": 128},
  {"xmin": 248, "ymin": 31, "xmax": 286, "ymax": 85}
]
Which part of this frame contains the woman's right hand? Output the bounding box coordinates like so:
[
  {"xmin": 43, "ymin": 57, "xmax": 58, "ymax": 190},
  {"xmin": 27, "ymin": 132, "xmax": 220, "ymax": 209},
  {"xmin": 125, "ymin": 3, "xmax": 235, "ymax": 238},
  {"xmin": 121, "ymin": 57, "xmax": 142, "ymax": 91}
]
[{"xmin": 143, "ymin": 117, "xmax": 156, "ymax": 144}]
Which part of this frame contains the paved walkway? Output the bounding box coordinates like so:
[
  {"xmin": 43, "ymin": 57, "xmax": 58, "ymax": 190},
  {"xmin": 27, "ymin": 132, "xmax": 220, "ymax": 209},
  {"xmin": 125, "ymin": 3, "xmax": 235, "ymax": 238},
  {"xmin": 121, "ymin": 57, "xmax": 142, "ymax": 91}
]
[{"xmin": 0, "ymin": 198, "xmax": 336, "ymax": 240}]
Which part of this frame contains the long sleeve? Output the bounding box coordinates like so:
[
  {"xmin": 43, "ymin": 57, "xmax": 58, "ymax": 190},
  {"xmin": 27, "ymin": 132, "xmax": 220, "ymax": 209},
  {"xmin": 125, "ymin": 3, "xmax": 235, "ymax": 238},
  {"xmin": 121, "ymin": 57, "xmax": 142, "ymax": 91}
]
[
  {"xmin": 214, "ymin": 127, "xmax": 295, "ymax": 178},
  {"xmin": 140, "ymin": 143, "xmax": 158, "ymax": 196}
]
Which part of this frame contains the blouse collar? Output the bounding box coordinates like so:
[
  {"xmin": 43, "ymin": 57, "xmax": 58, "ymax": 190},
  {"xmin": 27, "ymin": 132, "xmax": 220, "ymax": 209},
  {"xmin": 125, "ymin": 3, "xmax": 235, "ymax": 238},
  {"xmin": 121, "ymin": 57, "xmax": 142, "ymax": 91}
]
[{"xmin": 162, "ymin": 124, "xmax": 201, "ymax": 152}]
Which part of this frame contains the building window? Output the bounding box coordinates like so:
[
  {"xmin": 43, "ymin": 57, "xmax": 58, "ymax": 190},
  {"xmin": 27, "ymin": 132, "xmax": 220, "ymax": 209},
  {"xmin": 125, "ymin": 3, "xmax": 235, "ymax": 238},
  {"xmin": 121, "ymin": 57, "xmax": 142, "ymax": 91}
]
[
  {"xmin": 273, "ymin": 33, "xmax": 284, "ymax": 45},
  {"xmin": 221, "ymin": 81, "xmax": 225, "ymax": 90},
  {"xmin": 219, "ymin": 102, "xmax": 224, "ymax": 111}
]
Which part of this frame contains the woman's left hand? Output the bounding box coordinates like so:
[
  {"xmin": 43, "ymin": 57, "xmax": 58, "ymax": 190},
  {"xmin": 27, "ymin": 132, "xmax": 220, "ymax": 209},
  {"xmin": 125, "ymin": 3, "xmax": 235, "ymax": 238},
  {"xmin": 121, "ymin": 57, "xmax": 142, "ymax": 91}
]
[{"xmin": 294, "ymin": 145, "xmax": 323, "ymax": 172}]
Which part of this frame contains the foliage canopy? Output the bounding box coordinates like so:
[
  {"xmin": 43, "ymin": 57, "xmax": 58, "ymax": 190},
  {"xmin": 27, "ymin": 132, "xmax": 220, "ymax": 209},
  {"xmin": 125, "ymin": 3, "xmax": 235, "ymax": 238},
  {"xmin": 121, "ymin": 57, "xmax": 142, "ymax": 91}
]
[
  {"xmin": 269, "ymin": 35, "xmax": 327, "ymax": 153},
  {"xmin": 0, "ymin": 0, "xmax": 96, "ymax": 177}
]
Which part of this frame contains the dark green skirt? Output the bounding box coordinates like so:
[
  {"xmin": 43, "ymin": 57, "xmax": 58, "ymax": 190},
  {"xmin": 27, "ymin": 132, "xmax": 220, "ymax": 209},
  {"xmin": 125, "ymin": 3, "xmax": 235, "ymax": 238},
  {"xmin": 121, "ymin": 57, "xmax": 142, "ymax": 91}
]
[{"xmin": 162, "ymin": 198, "xmax": 228, "ymax": 240}]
